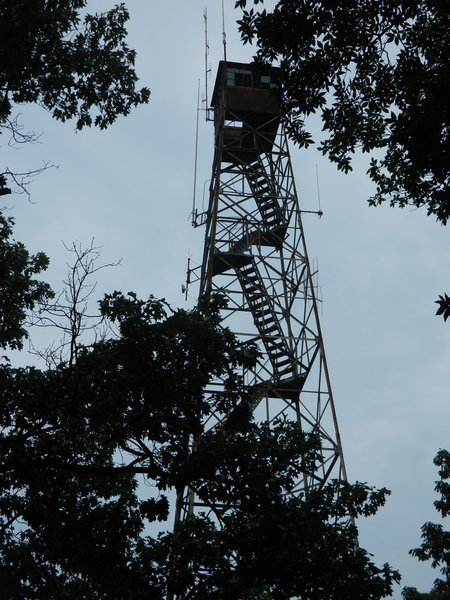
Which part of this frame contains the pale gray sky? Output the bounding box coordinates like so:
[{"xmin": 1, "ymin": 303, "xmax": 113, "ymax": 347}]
[{"xmin": 5, "ymin": 2, "xmax": 450, "ymax": 596}]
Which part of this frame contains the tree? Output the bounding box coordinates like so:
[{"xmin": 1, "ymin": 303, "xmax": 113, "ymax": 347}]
[
  {"xmin": 0, "ymin": 268, "xmax": 256, "ymax": 595},
  {"xmin": 0, "ymin": 0, "xmax": 150, "ymax": 196},
  {"xmin": 402, "ymin": 588, "xmax": 450, "ymax": 600},
  {"xmin": 152, "ymin": 433, "xmax": 399, "ymax": 599},
  {"xmin": 403, "ymin": 450, "xmax": 450, "ymax": 599},
  {"xmin": 0, "ymin": 223, "xmax": 401, "ymax": 598},
  {"xmin": 0, "ymin": 213, "xmax": 53, "ymax": 351},
  {"xmin": 235, "ymin": 0, "xmax": 449, "ymax": 223},
  {"xmin": 235, "ymin": 0, "xmax": 449, "ymax": 318},
  {"xmin": 29, "ymin": 239, "xmax": 120, "ymax": 368}
]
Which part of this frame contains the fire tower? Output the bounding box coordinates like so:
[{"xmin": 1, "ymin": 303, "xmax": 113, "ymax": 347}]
[{"xmin": 178, "ymin": 61, "xmax": 347, "ymax": 522}]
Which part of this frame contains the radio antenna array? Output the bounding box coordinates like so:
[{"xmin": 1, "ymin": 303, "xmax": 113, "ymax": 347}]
[{"xmin": 203, "ymin": 8, "xmax": 212, "ymax": 121}]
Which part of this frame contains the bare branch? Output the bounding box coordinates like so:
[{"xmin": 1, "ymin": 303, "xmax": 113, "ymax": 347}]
[
  {"xmin": 1, "ymin": 113, "xmax": 43, "ymax": 147},
  {"xmin": 1, "ymin": 163, "xmax": 56, "ymax": 199},
  {"xmin": 29, "ymin": 240, "xmax": 121, "ymax": 367}
]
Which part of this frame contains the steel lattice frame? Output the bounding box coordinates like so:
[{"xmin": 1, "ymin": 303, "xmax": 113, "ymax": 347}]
[{"xmin": 176, "ymin": 62, "xmax": 347, "ymax": 526}]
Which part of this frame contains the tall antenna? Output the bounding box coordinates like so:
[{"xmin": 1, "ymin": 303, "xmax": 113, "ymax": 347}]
[
  {"xmin": 221, "ymin": 0, "xmax": 227, "ymax": 61},
  {"xmin": 315, "ymin": 164, "xmax": 323, "ymax": 217},
  {"xmin": 192, "ymin": 79, "xmax": 200, "ymax": 225},
  {"xmin": 203, "ymin": 8, "xmax": 211, "ymax": 121}
]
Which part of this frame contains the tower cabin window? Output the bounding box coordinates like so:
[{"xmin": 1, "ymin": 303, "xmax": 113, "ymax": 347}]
[
  {"xmin": 260, "ymin": 74, "xmax": 271, "ymax": 89},
  {"xmin": 227, "ymin": 67, "xmax": 252, "ymax": 88},
  {"xmin": 226, "ymin": 66, "xmax": 278, "ymax": 90}
]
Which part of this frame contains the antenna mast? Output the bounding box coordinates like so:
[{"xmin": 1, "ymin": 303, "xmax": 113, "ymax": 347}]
[
  {"xmin": 203, "ymin": 8, "xmax": 211, "ymax": 121},
  {"xmin": 221, "ymin": 0, "xmax": 227, "ymax": 61},
  {"xmin": 192, "ymin": 79, "xmax": 200, "ymax": 225}
]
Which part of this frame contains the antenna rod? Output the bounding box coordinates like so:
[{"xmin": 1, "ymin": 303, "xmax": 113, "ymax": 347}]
[
  {"xmin": 315, "ymin": 164, "xmax": 322, "ymax": 214},
  {"xmin": 204, "ymin": 8, "xmax": 210, "ymax": 121},
  {"xmin": 222, "ymin": 0, "xmax": 227, "ymax": 61},
  {"xmin": 192, "ymin": 79, "xmax": 200, "ymax": 225}
]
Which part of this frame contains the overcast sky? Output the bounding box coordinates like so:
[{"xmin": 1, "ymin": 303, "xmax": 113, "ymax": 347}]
[{"xmin": 5, "ymin": 2, "xmax": 450, "ymax": 596}]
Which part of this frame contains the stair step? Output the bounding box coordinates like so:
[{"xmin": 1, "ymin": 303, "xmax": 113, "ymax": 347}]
[
  {"xmin": 254, "ymin": 308, "xmax": 271, "ymax": 317},
  {"xmin": 254, "ymin": 302, "xmax": 272, "ymax": 311},
  {"xmin": 258, "ymin": 201, "xmax": 275, "ymax": 210},
  {"xmin": 247, "ymin": 289, "xmax": 263, "ymax": 297},
  {"xmin": 271, "ymin": 350, "xmax": 288, "ymax": 359},
  {"xmin": 254, "ymin": 302, "xmax": 271, "ymax": 312},
  {"xmin": 275, "ymin": 357, "xmax": 292, "ymax": 367},
  {"xmin": 267, "ymin": 341, "xmax": 286, "ymax": 352},
  {"xmin": 267, "ymin": 345, "xmax": 286, "ymax": 355},
  {"xmin": 263, "ymin": 209, "xmax": 279, "ymax": 218},
  {"xmin": 262, "ymin": 324, "xmax": 278, "ymax": 334},
  {"xmin": 274, "ymin": 358, "xmax": 291, "ymax": 367},
  {"xmin": 276, "ymin": 367, "xmax": 295, "ymax": 378},
  {"xmin": 257, "ymin": 317, "xmax": 275, "ymax": 326},
  {"xmin": 252, "ymin": 307, "xmax": 270, "ymax": 315}
]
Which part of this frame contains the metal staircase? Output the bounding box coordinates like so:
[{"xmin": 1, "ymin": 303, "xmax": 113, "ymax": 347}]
[{"xmin": 237, "ymin": 259, "xmax": 296, "ymax": 381}]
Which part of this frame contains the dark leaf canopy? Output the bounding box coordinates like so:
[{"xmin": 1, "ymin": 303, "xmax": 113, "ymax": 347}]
[
  {"xmin": 408, "ymin": 450, "xmax": 450, "ymax": 597},
  {"xmin": 0, "ymin": 213, "xmax": 52, "ymax": 350},
  {"xmin": 236, "ymin": 0, "xmax": 450, "ymax": 225},
  {"xmin": 0, "ymin": 0, "xmax": 150, "ymax": 130},
  {"xmin": 0, "ymin": 275, "xmax": 400, "ymax": 597}
]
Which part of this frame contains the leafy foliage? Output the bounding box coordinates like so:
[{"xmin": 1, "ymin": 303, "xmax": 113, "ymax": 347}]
[
  {"xmin": 235, "ymin": 0, "xmax": 449, "ymax": 225},
  {"xmin": 404, "ymin": 450, "xmax": 450, "ymax": 598},
  {"xmin": 0, "ymin": 213, "xmax": 52, "ymax": 350},
  {"xmin": 0, "ymin": 220, "xmax": 400, "ymax": 597},
  {"xmin": 402, "ymin": 588, "xmax": 450, "ymax": 600},
  {"xmin": 0, "ymin": 284, "xmax": 256, "ymax": 596},
  {"xmin": 0, "ymin": 0, "xmax": 150, "ymax": 196},
  {"xmin": 436, "ymin": 295, "xmax": 450, "ymax": 323},
  {"xmin": 153, "ymin": 475, "xmax": 399, "ymax": 599},
  {"xmin": 0, "ymin": 0, "xmax": 149, "ymax": 129}
]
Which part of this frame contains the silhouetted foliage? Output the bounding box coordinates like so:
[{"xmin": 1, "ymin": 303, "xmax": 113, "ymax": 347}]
[
  {"xmin": 436, "ymin": 295, "xmax": 450, "ymax": 323},
  {"xmin": 235, "ymin": 0, "xmax": 449, "ymax": 223},
  {"xmin": 0, "ymin": 219, "xmax": 401, "ymax": 598},
  {"xmin": 0, "ymin": 213, "xmax": 52, "ymax": 350},
  {"xmin": 0, "ymin": 0, "xmax": 150, "ymax": 196},
  {"xmin": 403, "ymin": 450, "xmax": 450, "ymax": 599},
  {"xmin": 156, "ymin": 477, "xmax": 399, "ymax": 599},
  {"xmin": 402, "ymin": 588, "xmax": 450, "ymax": 600}
]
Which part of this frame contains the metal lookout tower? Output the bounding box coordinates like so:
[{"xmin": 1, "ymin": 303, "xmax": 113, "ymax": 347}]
[{"xmin": 177, "ymin": 60, "xmax": 348, "ymax": 525}]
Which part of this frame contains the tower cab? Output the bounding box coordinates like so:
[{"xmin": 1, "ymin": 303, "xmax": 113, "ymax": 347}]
[{"xmin": 211, "ymin": 61, "xmax": 281, "ymax": 164}]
